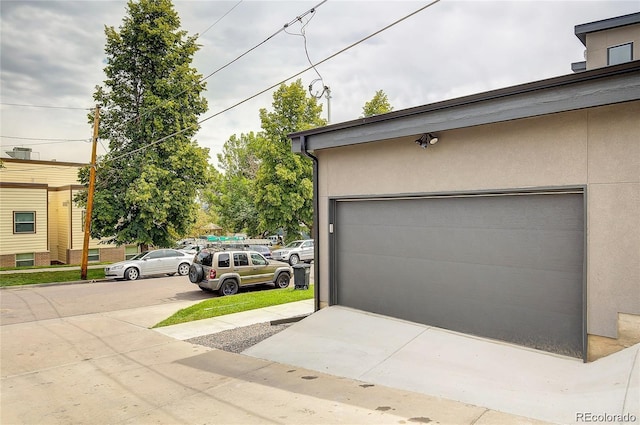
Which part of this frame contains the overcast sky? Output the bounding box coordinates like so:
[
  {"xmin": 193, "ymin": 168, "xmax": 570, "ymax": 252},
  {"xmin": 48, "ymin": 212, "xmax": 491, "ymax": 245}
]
[{"xmin": 1, "ymin": 0, "xmax": 638, "ymax": 166}]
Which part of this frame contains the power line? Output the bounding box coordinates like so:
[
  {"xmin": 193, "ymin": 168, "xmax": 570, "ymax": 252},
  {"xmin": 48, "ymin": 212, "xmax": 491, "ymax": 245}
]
[
  {"xmin": 198, "ymin": 0, "xmax": 243, "ymax": 37},
  {"xmin": 109, "ymin": 0, "xmax": 328, "ymax": 131},
  {"xmin": 1, "ymin": 135, "xmax": 89, "ymax": 143},
  {"xmin": 108, "ymin": 0, "xmax": 442, "ymax": 163},
  {"xmin": 200, "ymin": 0, "xmax": 327, "ymax": 83},
  {"xmin": 0, "ymin": 102, "xmax": 90, "ymax": 110}
]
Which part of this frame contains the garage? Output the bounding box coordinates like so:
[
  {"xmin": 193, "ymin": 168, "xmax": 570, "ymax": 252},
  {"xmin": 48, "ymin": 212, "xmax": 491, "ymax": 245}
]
[{"xmin": 330, "ymin": 190, "xmax": 585, "ymax": 358}]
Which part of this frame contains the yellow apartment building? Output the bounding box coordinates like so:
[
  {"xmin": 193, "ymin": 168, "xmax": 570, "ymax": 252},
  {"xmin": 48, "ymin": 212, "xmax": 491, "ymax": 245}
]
[{"xmin": 0, "ymin": 155, "xmax": 132, "ymax": 267}]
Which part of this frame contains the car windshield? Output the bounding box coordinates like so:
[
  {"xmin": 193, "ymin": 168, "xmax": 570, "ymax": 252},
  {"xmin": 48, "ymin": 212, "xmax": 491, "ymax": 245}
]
[
  {"xmin": 284, "ymin": 241, "xmax": 303, "ymax": 248},
  {"xmin": 130, "ymin": 251, "xmax": 148, "ymax": 260}
]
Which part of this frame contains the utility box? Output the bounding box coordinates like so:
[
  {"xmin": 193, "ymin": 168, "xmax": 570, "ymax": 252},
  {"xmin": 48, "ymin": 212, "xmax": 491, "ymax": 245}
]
[{"xmin": 293, "ymin": 264, "xmax": 311, "ymax": 290}]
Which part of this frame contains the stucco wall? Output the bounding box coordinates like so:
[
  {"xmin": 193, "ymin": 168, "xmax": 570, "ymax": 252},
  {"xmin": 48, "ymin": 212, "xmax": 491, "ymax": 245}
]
[{"xmin": 316, "ymin": 101, "xmax": 640, "ymax": 339}]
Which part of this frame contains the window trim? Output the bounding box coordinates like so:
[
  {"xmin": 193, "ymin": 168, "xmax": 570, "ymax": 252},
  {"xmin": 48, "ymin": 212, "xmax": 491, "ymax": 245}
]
[
  {"xmin": 607, "ymin": 42, "xmax": 633, "ymax": 66},
  {"xmin": 14, "ymin": 211, "xmax": 36, "ymax": 234}
]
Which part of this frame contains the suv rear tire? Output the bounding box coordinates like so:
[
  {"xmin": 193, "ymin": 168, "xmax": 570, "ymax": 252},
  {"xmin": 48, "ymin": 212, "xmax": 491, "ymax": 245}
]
[
  {"xmin": 189, "ymin": 264, "xmax": 203, "ymax": 283},
  {"xmin": 219, "ymin": 279, "xmax": 239, "ymax": 296}
]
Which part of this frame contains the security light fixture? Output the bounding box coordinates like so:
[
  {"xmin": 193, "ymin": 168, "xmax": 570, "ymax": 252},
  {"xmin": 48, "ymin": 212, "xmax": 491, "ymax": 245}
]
[{"xmin": 415, "ymin": 133, "xmax": 439, "ymax": 148}]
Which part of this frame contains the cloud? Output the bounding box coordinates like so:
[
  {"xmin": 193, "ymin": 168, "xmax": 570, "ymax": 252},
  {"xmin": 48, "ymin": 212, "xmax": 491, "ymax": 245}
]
[{"xmin": 1, "ymin": 0, "xmax": 638, "ymax": 164}]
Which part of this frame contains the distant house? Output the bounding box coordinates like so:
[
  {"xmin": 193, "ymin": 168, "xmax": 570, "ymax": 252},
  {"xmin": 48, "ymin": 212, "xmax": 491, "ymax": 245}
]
[
  {"xmin": 0, "ymin": 153, "xmax": 132, "ymax": 267},
  {"xmin": 289, "ymin": 13, "xmax": 639, "ymax": 361}
]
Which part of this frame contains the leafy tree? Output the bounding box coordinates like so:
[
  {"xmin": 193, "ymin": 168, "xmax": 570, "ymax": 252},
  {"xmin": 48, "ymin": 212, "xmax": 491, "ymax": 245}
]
[
  {"xmin": 254, "ymin": 80, "xmax": 326, "ymax": 240},
  {"xmin": 362, "ymin": 89, "xmax": 393, "ymax": 117},
  {"xmin": 76, "ymin": 0, "xmax": 210, "ymax": 248},
  {"xmin": 186, "ymin": 202, "xmax": 219, "ymax": 239},
  {"xmin": 208, "ymin": 132, "xmax": 261, "ymax": 235}
]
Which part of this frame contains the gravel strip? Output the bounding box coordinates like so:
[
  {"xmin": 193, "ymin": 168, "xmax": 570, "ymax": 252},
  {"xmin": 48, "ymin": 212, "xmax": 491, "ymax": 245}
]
[{"xmin": 186, "ymin": 321, "xmax": 294, "ymax": 353}]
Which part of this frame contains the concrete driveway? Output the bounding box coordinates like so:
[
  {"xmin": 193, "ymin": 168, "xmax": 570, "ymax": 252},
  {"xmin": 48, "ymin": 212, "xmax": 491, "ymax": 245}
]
[{"xmin": 245, "ymin": 306, "xmax": 640, "ymax": 425}]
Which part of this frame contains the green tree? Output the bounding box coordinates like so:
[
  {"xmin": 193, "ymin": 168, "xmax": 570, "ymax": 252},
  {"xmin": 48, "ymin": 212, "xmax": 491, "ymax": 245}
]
[
  {"xmin": 362, "ymin": 89, "xmax": 393, "ymax": 117},
  {"xmin": 254, "ymin": 80, "xmax": 326, "ymax": 240},
  {"xmin": 187, "ymin": 201, "xmax": 219, "ymax": 238},
  {"xmin": 208, "ymin": 132, "xmax": 261, "ymax": 235},
  {"xmin": 76, "ymin": 0, "xmax": 210, "ymax": 248}
]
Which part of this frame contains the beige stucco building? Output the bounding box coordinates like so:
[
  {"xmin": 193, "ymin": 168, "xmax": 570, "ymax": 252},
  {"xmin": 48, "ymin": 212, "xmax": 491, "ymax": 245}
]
[
  {"xmin": 0, "ymin": 157, "xmax": 129, "ymax": 267},
  {"xmin": 291, "ymin": 13, "xmax": 640, "ymax": 361}
]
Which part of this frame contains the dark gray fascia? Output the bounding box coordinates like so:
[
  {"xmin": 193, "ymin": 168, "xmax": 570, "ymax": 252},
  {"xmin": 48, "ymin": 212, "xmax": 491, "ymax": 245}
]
[
  {"xmin": 290, "ymin": 60, "xmax": 640, "ymax": 153},
  {"xmin": 575, "ymin": 12, "xmax": 640, "ymax": 46}
]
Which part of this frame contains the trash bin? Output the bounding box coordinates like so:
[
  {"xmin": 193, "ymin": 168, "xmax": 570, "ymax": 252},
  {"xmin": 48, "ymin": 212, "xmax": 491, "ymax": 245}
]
[{"xmin": 293, "ymin": 264, "xmax": 311, "ymax": 290}]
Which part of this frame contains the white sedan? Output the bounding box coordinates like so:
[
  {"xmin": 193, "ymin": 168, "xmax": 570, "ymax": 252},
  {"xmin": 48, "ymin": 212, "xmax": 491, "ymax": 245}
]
[{"xmin": 104, "ymin": 249, "xmax": 193, "ymax": 281}]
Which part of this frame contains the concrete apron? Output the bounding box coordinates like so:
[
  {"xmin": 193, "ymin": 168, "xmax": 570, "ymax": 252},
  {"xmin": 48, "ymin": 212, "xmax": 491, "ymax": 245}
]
[
  {"xmin": 244, "ymin": 306, "xmax": 640, "ymax": 425},
  {"xmin": 1, "ymin": 303, "xmax": 552, "ymax": 425}
]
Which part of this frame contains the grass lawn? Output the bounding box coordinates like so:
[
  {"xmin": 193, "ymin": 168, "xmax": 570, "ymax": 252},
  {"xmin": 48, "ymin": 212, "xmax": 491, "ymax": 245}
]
[
  {"xmin": 0, "ymin": 263, "xmax": 110, "ymax": 272},
  {"xmin": 153, "ymin": 285, "xmax": 314, "ymax": 328},
  {"xmin": 0, "ymin": 269, "xmax": 106, "ymax": 287}
]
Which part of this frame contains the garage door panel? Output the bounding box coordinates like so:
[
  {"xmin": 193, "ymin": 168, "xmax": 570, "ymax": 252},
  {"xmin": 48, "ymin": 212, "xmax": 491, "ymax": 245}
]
[
  {"xmin": 338, "ymin": 219, "xmax": 583, "ymax": 274},
  {"xmin": 334, "ymin": 193, "xmax": 584, "ymax": 358}
]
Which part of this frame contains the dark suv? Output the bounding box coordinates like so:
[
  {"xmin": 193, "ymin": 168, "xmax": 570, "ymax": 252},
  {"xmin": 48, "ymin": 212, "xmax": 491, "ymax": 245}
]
[{"xmin": 188, "ymin": 249, "xmax": 292, "ymax": 296}]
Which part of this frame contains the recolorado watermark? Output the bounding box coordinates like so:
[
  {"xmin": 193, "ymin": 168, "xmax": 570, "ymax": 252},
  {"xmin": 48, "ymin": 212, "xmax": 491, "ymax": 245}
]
[{"xmin": 576, "ymin": 412, "xmax": 637, "ymax": 423}]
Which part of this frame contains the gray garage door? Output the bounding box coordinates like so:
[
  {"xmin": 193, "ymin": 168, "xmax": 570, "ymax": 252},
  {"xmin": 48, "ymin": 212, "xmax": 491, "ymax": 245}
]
[{"xmin": 332, "ymin": 192, "xmax": 585, "ymax": 358}]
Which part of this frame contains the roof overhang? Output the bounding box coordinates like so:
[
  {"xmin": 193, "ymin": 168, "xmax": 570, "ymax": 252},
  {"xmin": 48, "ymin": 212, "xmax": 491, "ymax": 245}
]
[
  {"xmin": 290, "ymin": 60, "xmax": 640, "ymax": 153},
  {"xmin": 574, "ymin": 12, "xmax": 640, "ymax": 46}
]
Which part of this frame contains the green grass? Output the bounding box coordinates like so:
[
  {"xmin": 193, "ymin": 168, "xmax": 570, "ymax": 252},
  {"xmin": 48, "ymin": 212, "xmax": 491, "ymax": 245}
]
[
  {"xmin": 0, "ymin": 262, "xmax": 110, "ymax": 272},
  {"xmin": 0, "ymin": 269, "xmax": 106, "ymax": 287},
  {"xmin": 153, "ymin": 285, "xmax": 314, "ymax": 328}
]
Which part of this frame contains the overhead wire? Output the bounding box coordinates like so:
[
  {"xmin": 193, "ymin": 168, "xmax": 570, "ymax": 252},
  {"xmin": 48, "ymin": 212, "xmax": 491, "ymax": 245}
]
[
  {"xmin": 1, "ymin": 136, "xmax": 90, "ymax": 143},
  {"xmin": 2, "ymin": 1, "xmax": 328, "ymax": 154},
  {"xmin": 283, "ymin": 7, "xmax": 327, "ymax": 98},
  {"xmin": 0, "ymin": 102, "xmax": 91, "ymax": 110},
  {"xmin": 198, "ymin": 0, "xmax": 243, "ymax": 37},
  {"xmin": 0, "ymin": 1, "xmax": 245, "ymax": 146},
  {"xmin": 108, "ymin": 0, "xmax": 442, "ymax": 163},
  {"xmin": 109, "ymin": 0, "xmax": 328, "ymax": 133}
]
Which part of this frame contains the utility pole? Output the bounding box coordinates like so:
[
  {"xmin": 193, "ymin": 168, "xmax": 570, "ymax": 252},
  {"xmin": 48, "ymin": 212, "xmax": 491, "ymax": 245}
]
[{"xmin": 81, "ymin": 105, "xmax": 100, "ymax": 280}]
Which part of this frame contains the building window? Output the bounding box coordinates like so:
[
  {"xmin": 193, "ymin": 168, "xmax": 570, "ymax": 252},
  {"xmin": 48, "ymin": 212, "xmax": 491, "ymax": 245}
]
[
  {"xmin": 14, "ymin": 212, "xmax": 35, "ymax": 233},
  {"xmin": 125, "ymin": 246, "xmax": 138, "ymax": 260},
  {"xmin": 16, "ymin": 253, "xmax": 35, "ymax": 267},
  {"xmin": 88, "ymin": 249, "xmax": 100, "ymax": 262},
  {"xmin": 608, "ymin": 42, "xmax": 633, "ymax": 66}
]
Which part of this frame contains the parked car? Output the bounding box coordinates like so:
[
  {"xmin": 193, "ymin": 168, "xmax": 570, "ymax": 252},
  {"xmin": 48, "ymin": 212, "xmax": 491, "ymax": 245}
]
[
  {"xmin": 271, "ymin": 239, "xmax": 314, "ymax": 265},
  {"xmin": 248, "ymin": 244, "xmax": 272, "ymax": 259},
  {"xmin": 104, "ymin": 249, "xmax": 193, "ymax": 281},
  {"xmin": 188, "ymin": 249, "xmax": 292, "ymax": 296}
]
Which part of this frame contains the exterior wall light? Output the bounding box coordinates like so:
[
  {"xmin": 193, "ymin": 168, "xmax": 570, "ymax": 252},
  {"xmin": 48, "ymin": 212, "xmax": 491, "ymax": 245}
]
[{"xmin": 415, "ymin": 133, "xmax": 439, "ymax": 148}]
